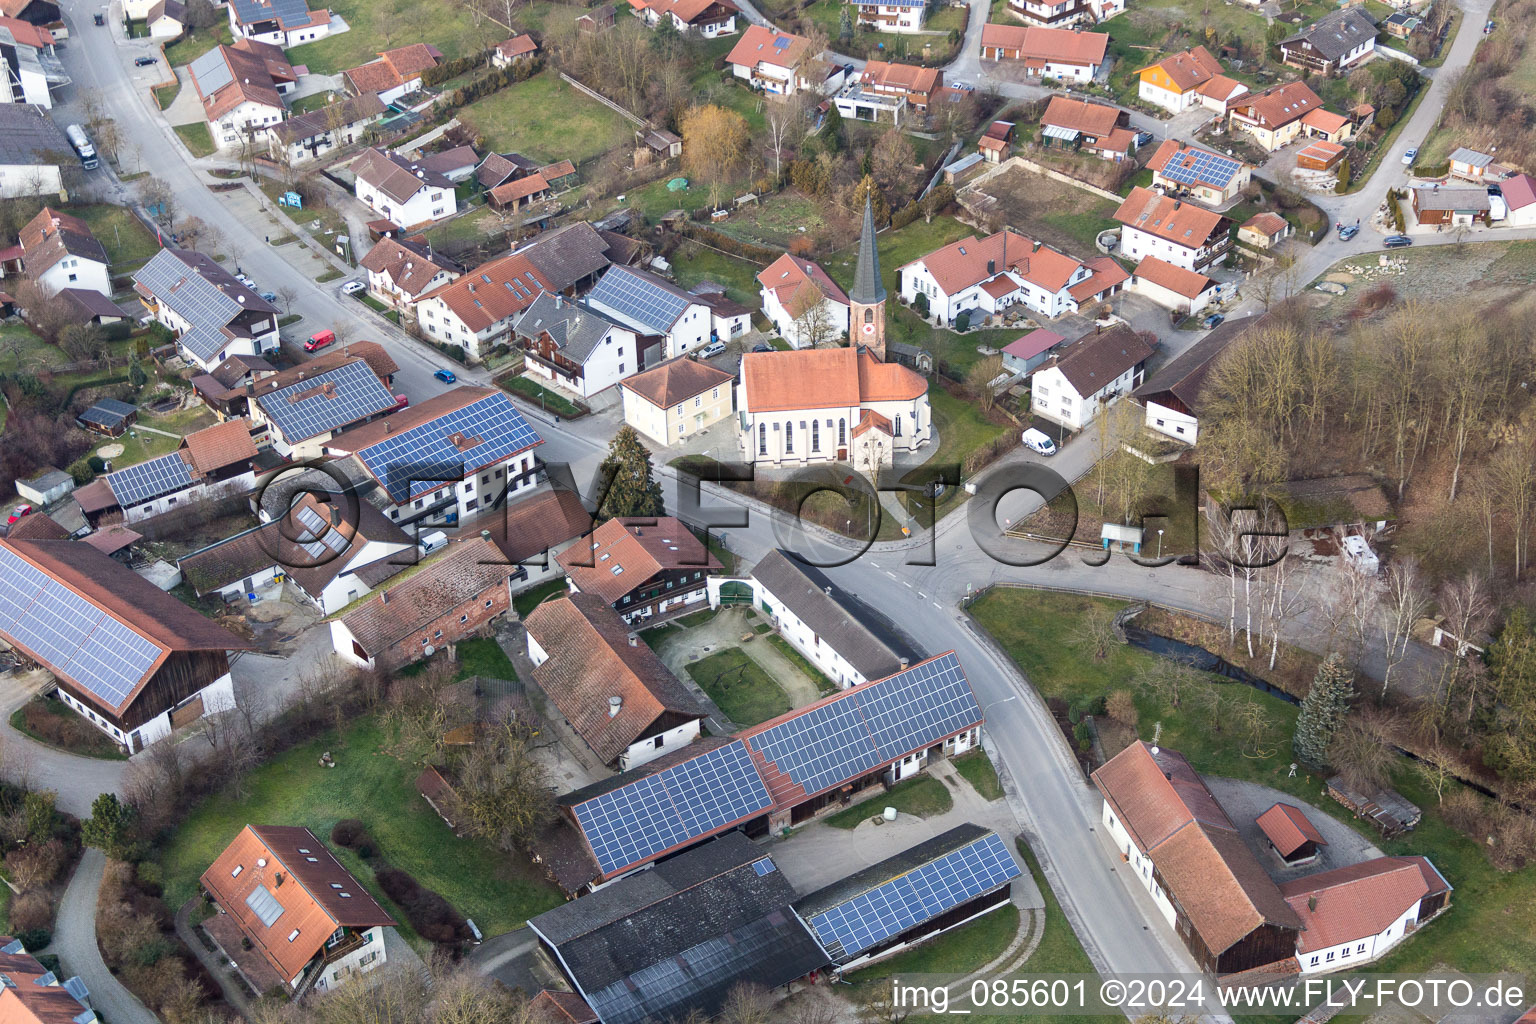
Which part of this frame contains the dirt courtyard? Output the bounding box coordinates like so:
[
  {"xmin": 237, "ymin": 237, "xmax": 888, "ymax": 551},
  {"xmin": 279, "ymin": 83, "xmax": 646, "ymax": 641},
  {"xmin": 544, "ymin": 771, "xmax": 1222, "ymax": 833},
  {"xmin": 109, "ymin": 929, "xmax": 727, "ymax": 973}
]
[{"xmin": 958, "ymin": 162, "xmax": 1122, "ymax": 258}]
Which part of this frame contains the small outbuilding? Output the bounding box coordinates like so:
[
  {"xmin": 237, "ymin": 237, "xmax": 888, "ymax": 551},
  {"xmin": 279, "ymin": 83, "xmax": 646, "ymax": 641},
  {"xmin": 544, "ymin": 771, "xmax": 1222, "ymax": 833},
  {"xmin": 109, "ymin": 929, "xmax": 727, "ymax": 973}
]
[
  {"xmin": 1256, "ymin": 802, "xmax": 1329, "ymax": 865},
  {"xmin": 76, "ymin": 398, "xmax": 138, "ymax": 437},
  {"xmin": 14, "ymin": 468, "xmax": 74, "ymax": 506}
]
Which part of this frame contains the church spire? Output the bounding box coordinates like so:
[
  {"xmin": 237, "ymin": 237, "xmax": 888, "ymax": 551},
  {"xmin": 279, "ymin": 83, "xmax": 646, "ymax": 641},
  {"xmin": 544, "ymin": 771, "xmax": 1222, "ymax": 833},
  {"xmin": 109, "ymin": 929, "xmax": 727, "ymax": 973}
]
[{"xmin": 850, "ymin": 194, "xmax": 886, "ymax": 306}]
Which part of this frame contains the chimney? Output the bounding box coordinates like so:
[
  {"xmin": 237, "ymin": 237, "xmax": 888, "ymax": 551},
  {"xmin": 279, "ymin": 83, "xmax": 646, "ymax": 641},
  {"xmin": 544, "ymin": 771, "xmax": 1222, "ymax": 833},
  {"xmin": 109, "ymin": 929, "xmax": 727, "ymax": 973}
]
[
  {"xmin": 824, "ymin": 586, "xmax": 832, "ymax": 596},
  {"xmin": 554, "ymin": 293, "xmax": 563, "ymax": 309},
  {"xmin": 1032, "ymin": 241, "xmax": 1041, "ymax": 253},
  {"xmin": 330, "ymin": 507, "xmax": 341, "ymax": 527},
  {"xmin": 986, "ymin": 258, "xmax": 995, "ymax": 276},
  {"xmin": 274, "ymin": 872, "xmax": 284, "ymax": 887},
  {"xmin": 1308, "ymin": 895, "xmax": 1318, "ymax": 912},
  {"xmin": 1173, "ymin": 200, "xmax": 1182, "ymax": 210},
  {"xmin": 899, "ymin": 657, "xmax": 909, "ymax": 669},
  {"xmin": 628, "ymin": 635, "xmax": 638, "ymax": 647},
  {"xmin": 383, "ymin": 420, "xmax": 390, "ymax": 433},
  {"xmin": 381, "ymin": 590, "xmax": 389, "ymax": 604},
  {"xmin": 609, "ymin": 695, "xmax": 623, "ymax": 717}
]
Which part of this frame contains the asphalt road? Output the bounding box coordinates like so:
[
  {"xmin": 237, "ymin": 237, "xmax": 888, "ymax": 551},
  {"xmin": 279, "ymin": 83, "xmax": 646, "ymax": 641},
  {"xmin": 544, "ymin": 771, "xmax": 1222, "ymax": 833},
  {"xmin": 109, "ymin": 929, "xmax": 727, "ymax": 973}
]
[
  {"xmin": 51, "ymin": 849, "xmax": 160, "ymax": 1024},
  {"xmin": 35, "ymin": 0, "xmax": 1482, "ymax": 998}
]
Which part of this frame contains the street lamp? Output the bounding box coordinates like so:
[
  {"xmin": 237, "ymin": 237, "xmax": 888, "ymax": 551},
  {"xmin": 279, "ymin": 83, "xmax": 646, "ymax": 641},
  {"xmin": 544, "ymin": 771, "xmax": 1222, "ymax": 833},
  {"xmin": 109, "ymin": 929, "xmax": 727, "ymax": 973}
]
[
  {"xmin": 982, "ymin": 694, "xmax": 1019, "ymax": 716},
  {"xmin": 1157, "ymin": 528, "xmax": 1165, "ymax": 559}
]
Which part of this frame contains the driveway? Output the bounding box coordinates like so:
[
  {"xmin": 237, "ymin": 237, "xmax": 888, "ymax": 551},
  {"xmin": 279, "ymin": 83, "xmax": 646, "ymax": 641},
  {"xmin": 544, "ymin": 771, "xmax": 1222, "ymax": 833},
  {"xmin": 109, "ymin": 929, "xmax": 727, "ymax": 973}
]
[
  {"xmin": 53, "ymin": 850, "xmax": 158, "ymax": 1024},
  {"xmin": 0, "ymin": 674, "xmax": 127, "ymax": 818}
]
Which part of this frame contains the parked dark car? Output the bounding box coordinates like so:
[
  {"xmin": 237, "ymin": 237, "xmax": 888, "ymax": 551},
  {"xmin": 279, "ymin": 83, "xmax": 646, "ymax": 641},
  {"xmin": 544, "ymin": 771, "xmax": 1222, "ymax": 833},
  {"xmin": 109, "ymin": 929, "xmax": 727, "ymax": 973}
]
[
  {"xmin": 1201, "ymin": 313, "xmax": 1225, "ymax": 329},
  {"xmin": 1384, "ymin": 235, "xmax": 1414, "ymax": 248},
  {"xmin": 93, "ymin": 12, "xmax": 104, "ymax": 24},
  {"xmin": 134, "ymin": 56, "xmax": 157, "ymax": 66},
  {"xmin": 1338, "ymin": 224, "xmax": 1359, "ymax": 241}
]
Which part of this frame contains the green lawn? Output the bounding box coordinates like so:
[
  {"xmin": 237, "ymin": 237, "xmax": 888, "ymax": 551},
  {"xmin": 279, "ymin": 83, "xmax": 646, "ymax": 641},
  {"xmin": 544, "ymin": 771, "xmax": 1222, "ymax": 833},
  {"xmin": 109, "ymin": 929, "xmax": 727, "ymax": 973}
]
[
  {"xmin": 453, "ymin": 635, "xmax": 518, "ymax": 681},
  {"xmin": 639, "ymin": 622, "xmax": 681, "ymax": 649},
  {"xmin": 670, "ymin": 242, "xmax": 766, "ymax": 308},
  {"xmin": 68, "ymin": 204, "xmax": 160, "ymax": 268},
  {"xmin": 458, "ymin": 71, "xmax": 631, "ymax": 166},
  {"xmin": 687, "ymin": 648, "xmax": 792, "ymax": 726},
  {"xmin": 851, "ymin": 905, "xmax": 1021, "ymax": 987},
  {"xmin": 953, "ymin": 750, "xmax": 1003, "ymax": 801},
  {"xmin": 502, "ymin": 374, "xmax": 582, "ymax": 416},
  {"xmin": 675, "ymin": 607, "xmax": 717, "ymax": 629},
  {"xmin": 0, "ymin": 323, "xmax": 52, "ymax": 372},
  {"xmin": 824, "ymin": 215, "xmax": 974, "ymax": 302},
  {"xmin": 970, "ymin": 589, "xmax": 1536, "ymax": 988},
  {"xmin": 155, "ymin": 717, "xmax": 563, "ymax": 944},
  {"xmin": 287, "ymin": 91, "xmax": 336, "ymax": 115},
  {"xmin": 91, "ymin": 425, "xmax": 182, "ymax": 470},
  {"xmin": 904, "ymin": 386, "xmax": 1010, "ymax": 504},
  {"xmin": 513, "ymin": 577, "xmax": 570, "ymax": 617},
  {"xmin": 172, "ymin": 122, "xmax": 215, "ymax": 159},
  {"xmin": 766, "ymin": 635, "xmax": 838, "ymax": 696},
  {"xmin": 822, "ymin": 774, "xmax": 953, "ymax": 829},
  {"xmin": 283, "ymin": 0, "xmax": 500, "ymax": 76},
  {"xmin": 163, "ymin": 23, "xmax": 232, "ymax": 66}
]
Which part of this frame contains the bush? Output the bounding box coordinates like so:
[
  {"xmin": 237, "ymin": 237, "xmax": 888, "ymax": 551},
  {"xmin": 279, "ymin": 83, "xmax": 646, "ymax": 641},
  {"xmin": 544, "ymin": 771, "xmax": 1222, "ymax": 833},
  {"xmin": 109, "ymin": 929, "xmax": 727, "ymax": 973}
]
[
  {"xmin": 13, "ymin": 928, "xmax": 51, "ymax": 952},
  {"xmin": 890, "ymin": 201, "xmax": 922, "ymax": 230},
  {"xmin": 375, "ymin": 866, "xmax": 470, "ymax": 945},
  {"xmin": 8, "ymin": 892, "xmax": 52, "ymax": 933},
  {"xmin": 6, "ymin": 837, "xmax": 66, "ymax": 890},
  {"xmin": 913, "ymin": 291, "xmax": 929, "ymax": 316},
  {"xmin": 330, "ymin": 819, "xmax": 367, "ymax": 848},
  {"xmin": 88, "ymin": 455, "xmax": 107, "ymax": 473},
  {"xmin": 954, "ymin": 311, "xmax": 970, "ymax": 332},
  {"xmin": 1412, "ymin": 159, "xmax": 1450, "ymax": 178},
  {"xmin": 1072, "ymin": 719, "xmax": 1093, "ymax": 752}
]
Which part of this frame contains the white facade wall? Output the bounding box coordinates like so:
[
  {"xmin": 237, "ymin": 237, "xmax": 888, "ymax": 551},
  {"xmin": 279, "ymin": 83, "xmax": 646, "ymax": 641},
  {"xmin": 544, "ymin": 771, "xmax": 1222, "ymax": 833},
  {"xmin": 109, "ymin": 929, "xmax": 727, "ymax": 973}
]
[
  {"xmin": 355, "ymin": 178, "xmax": 455, "ymax": 228},
  {"xmin": 227, "ymin": 6, "xmax": 331, "ymax": 46},
  {"xmin": 855, "ymin": 3, "xmax": 926, "ymax": 31},
  {"xmin": 525, "ymin": 326, "xmax": 640, "ymax": 399},
  {"xmin": 1030, "ymin": 362, "xmax": 1144, "ymax": 431},
  {"xmin": 331, "ymin": 618, "xmax": 374, "ymax": 668},
  {"xmin": 1138, "ymin": 80, "xmax": 1192, "ymax": 113},
  {"xmin": 618, "ymin": 718, "xmax": 702, "ymax": 771},
  {"xmin": 1144, "ymin": 399, "xmax": 1198, "ymax": 443},
  {"xmin": 38, "ymin": 256, "xmax": 110, "ymax": 297},
  {"xmin": 59, "ymin": 670, "xmax": 236, "ymax": 751},
  {"xmin": 662, "ymin": 302, "xmax": 713, "ymax": 358},
  {"xmin": 208, "ymin": 561, "xmax": 284, "ymax": 602},
  {"xmin": 312, "ymin": 927, "xmax": 388, "ymax": 992},
  {"xmin": 1128, "ymin": 275, "xmax": 1214, "ymax": 315},
  {"xmin": 899, "ymin": 262, "xmax": 1085, "ymax": 324},
  {"xmin": 761, "ymin": 286, "xmax": 850, "ymax": 348},
  {"xmin": 0, "ymin": 161, "xmax": 62, "ymax": 199},
  {"xmin": 1037, "ymin": 59, "xmax": 1096, "ymax": 82},
  {"xmin": 211, "ymin": 99, "xmax": 285, "ymax": 151},
  {"xmin": 1100, "ymin": 801, "xmax": 1180, "ymax": 928},
  {"xmin": 733, "ymin": 61, "xmax": 797, "ymax": 94},
  {"xmin": 365, "ymin": 266, "xmax": 455, "ymax": 311},
  {"xmin": 120, "ymin": 470, "xmax": 258, "ymax": 525},
  {"xmin": 1296, "ymin": 902, "xmax": 1419, "ymax": 974},
  {"xmin": 11, "ymin": 65, "xmax": 52, "ymax": 107},
  {"xmin": 1119, "ymin": 224, "xmax": 1221, "ymax": 272},
  {"xmin": 310, "ymin": 539, "xmax": 416, "ymax": 614},
  {"xmin": 382, "ymin": 450, "xmax": 539, "ymax": 524},
  {"xmin": 417, "ymin": 296, "xmax": 520, "ymax": 361},
  {"xmin": 755, "ymin": 584, "xmax": 867, "ymax": 688},
  {"xmin": 739, "ymin": 398, "xmax": 933, "ymax": 467}
]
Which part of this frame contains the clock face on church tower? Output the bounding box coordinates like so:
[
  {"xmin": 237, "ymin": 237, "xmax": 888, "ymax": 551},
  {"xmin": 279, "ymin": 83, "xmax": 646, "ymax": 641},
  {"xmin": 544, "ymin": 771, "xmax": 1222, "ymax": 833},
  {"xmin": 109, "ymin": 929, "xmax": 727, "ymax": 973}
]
[{"xmin": 863, "ymin": 322, "xmax": 876, "ymax": 335}]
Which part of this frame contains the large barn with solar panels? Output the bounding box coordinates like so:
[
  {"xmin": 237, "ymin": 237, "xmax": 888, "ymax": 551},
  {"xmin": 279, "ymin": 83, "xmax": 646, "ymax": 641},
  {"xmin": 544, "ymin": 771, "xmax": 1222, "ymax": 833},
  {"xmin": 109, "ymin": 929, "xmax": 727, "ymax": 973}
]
[
  {"xmin": 322, "ymin": 386, "xmax": 543, "ymax": 527},
  {"xmin": 555, "ymin": 651, "xmax": 985, "ymax": 886},
  {"xmin": 0, "ymin": 537, "xmax": 255, "ymax": 751}
]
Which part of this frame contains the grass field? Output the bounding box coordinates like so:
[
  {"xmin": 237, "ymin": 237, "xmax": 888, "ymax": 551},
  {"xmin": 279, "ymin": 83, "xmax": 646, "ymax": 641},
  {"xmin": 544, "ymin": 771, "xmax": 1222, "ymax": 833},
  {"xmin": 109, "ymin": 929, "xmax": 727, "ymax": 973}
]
[
  {"xmin": 669, "ymin": 242, "xmax": 765, "ymax": 308},
  {"xmin": 970, "ymin": 589, "xmax": 1536, "ymax": 988},
  {"xmin": 283, "ymin": 0, "xmax": 501, "ymax": 75},
  {"xmin": 687, "ymin": 648, "xmax": 791, "ymax": 726},
  {"xmin": 172, "ymin": 122, "xmax": 215, "ymax": 159},
  {"xmin": 155, "ymin": 717, "xmax": 562, "ymax": 946},
  {"xmin": 502, "ymin": 374, "xmax": 582, "ymax": 416},
  {"xmin": 717, "ymin": 193, "xmax": 830, "ymax": 250},
  {"xmin": 822, "ymin": 774, "xmax": 952, "ymax": 829},
  {"xmin": 513, "ymin": 577, "xmax": 570, "ymax": 617},
  {"xmin": 965, "ymin": 163, "xmax": 1121, "ymax": 255},
  {"xmin": 911, "ymin": 386, "xmax": 1010, "ymax": 479},
  {"xmin": 458, "ymin": 72, "xmax": 632, "ymax": 166},
  {"xmin": 0, "ymin": 323, "xmax": 51, "ymax": 372},
  {"xmin": 451, "ymin": 635, "xmax": 519, "ymax": 681},
  {"xmin": 824, "ymin": 215, "xmax": 974, "ymax": 301},
  {"xmin": 953, "ymin": 750, "xmax": 1004, "ymax": 801},
  {"xmin": 287, "ymin": 92, "xmax": 335, "ymax": 115},
  {"xmin": 69, "ymin": 204, "xmax": 160, "ymax": 268},
  {"xmin": 163, "ymin": 23, "xmax": 232, "ymax": 66}
]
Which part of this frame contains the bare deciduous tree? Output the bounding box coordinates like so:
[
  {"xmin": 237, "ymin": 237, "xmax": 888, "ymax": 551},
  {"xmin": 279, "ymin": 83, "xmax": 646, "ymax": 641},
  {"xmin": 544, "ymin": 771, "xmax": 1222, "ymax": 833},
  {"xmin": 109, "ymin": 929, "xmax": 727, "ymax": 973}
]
[{"xmin": 1377, "ymin": 556, "xmax": 1429, "ymax": 698}]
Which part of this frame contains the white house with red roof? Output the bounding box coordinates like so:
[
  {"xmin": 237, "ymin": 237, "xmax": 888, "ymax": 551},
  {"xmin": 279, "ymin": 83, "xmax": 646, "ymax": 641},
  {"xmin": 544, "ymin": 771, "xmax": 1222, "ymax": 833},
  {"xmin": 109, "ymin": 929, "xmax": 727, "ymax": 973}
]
[
  {"xmin": 978, "ymin": 24, "xmax": 1109, "ymax": 81},
  {"xmin": 633, "ymin": 0, "xmax": 738, "ymax": 36},
  {"xmin": 1030, "ymin": 323, "xmax": 1154, "ymax": 430},
  {"xmin": 1500, "ymin": 172, "xmax": 1536, "ymax": 227},
  {"xmin": 188, "ymin": 40, "xmax": 294, "ymax": 150},
  {"xmin": 727, "ymin": 25, "xmax": 820, "ymax": 95},
  {"xmin": 226, "ymin": 0, "xmax": 334, "ymax": 47},
  {"xmin": 1128, "ymin": 255, "xmax": 1227, "ymax": 316},
  {"xmin": 1006, "ymin": 0, "xmax": 1122, "ymax": 28},
  {"xmin": 737, "ymin": 348, "xmax": 930, "ymax": 470},
  {"xmin": 757, "ymin": 253, "xmax": 850, "ymax": 348},
  {"xmin": 898, "ymin": 228, "xmax": 1127, "ymax": 325},
  {"xmin": 1115, "ymin": 186, "xmax": 1233, "ymax": 271},
  {"xmin": 1281, "ymin": 857, "xmax": 1451, "ymax": 973}
]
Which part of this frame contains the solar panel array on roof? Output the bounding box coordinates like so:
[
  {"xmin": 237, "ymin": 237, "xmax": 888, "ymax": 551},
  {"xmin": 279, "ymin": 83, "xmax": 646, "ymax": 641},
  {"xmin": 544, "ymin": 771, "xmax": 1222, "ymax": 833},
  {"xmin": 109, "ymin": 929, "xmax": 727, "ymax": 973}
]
[
  {"xmin": 136, "ymin": 250, "xmax": 243, "ymax": 330},
  {"xmin": 255, "ymin": 360, "xmax": 396, "ymax": 443},
  {"xmin": 0, "ymin": 544, "xmax": 164, "ymax": 710},
  {"xmin": 190, "ymin": 46, "xmax": 233, "ymax": 96},
  {"xmin": 106, "ymin": 452, "xmax": 195, "ymax": 507},
  {"xmin": 1159, "ymin": 148, "xmax": 1244, "ymax": 189},
  {"xmin": 295, "ymin": 505, "xmax": 349, "ymax": 554},
  {"xmin": 806, "ymin": 831, "xmax": 1018, "ymax": 962},
  {"xmin": 570, "ymin": 740, "xmax": 772, "ymax": 876},
  {"xmin": 78, "ymin": 401, "xmax": 136, "ymax": 428},
  {"xmin": 354, "ymin": 392, "xmax": 541, "ymax": 502},
  {"xmin": 745, "ymin": 652, "xmax": 981, "ymax": 798},
  {"xmin": 229, "ymin": 0, "xmax": 311, "ymax": 27},
  {"xmin": 586, "ymin": 266, "xmax": 692, "ymax": 335}
]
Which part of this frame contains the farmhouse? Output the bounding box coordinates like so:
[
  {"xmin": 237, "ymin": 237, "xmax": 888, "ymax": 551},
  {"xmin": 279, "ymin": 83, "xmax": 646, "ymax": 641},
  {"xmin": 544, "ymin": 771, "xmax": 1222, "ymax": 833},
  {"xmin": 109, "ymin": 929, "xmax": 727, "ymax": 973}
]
[
  {"xmin": 978, "ymin": 24, "xmax": 1108, "ymax": 81},
  {"xmin": 556, "ymin": 516, "xmax": 719, "ymax": 624},
  {"xmin": 343, "ymin": 43, "xmax": 444, "ymax": 105},
  {"xmin": 1137, "ymin": 46, "xmax": 1247, "ymax": 114},
  {"xmin": 1037, "ymin": 95, "xmax": 1137, "ymax": 158},
  {"xmin": 0, "ymin": 937, "xmax": 97, "ymax": 1022},
  {"xmin": 81, "ymin": 418, "xmax": 261, "ymax": 524},
  {"xmin": 1114, "ymin": 186, "xmax": 1232, "ymax": 271},
  {"xmin": 584, "ymin": 264, "xmax": 716, "ymax": 359},
  {"xmin": 479, "ymin": 486, "xmax": 593, "ymax": 594},
  {"xmin": 1281, "ymin": 858, "xmax": 1451, "ymax": 973},
  {"xmin": 1132, "ymin": 314, "xmax": 1257, "ymax": 443},
  {"xmin": 757, "ymin": 253, "xmax": 850, "ymax": 348},
  {"xmin": 558, "ymin": 650, "xmax": 983, "ymax": 883},
  {"xmin": 1279, "ymin": 8, "xmax": 1377, "ymax": 74},
  {"xmin": 735, "ymin": 548, "xmax": 918, "ymax": 687},
  {"xmin": 738, "ymin": 347, "xmax": 930, "ymax": 470},
  {"xmin": 133, "ymin": 247, "xmax": 281, "ymax": 372},
  {"xmin": 352, "ymin": 147, "xmax": 457, "ymax": 228},
  {"xmin": 323, "ymin": 386, "xmax": 544, "ymax": 525},
  {"xmin": 1146, "ymin": 139, "xmax": 1252, "ymax": 204},
  {"xmin": 0, "ymin": 537, "xmax": 255, "ymax": 751},
  {"xmin": 1227, "ymin": 81, "xmax": 1325, "ymax": 152},
  {"xmin": 528, "ymin": 834, "xmax": 830, "ymax": 1024},
  {"xmin": 1029, "ymin": 323, "xmax": 1155, "ymax": 430},
  {"xmin": 525, "ymin": 593, "xmax": 706, "ymax": 770},
  {"xmin": 200, "ymin": 826, "xmax": 394, "ymax": 995},
  {"xmin": 178, "ymin": 493, "xmax": 414, "ymax": 613},
  {"xmin": 899, "ymin": 227, "xmax": 1128, "ymax": 323},
  {"xmin": 513, "ymin": 291, "xmax": 644, "ymax": 400},
  {"xmin": 1128, "ymin": 256, "xmax": 1225, "ymax": 316},
  {"xmin": 620, "ymin": 357, "xmax": 735, "ymax": 447},
  {"xmin": 796, "ymin": 825, "xmax": 1021, "ymax": 972},
  {"xmin": 188, "ymin": 41, "xmax": 294, "ymax": 151},
  {"xmin": 269, "ymin": 93, "xmax": 384, "ymax": 167},
  {"xmin": 330, "ymin": 537, "xmax": 517, "ymax": 670}
]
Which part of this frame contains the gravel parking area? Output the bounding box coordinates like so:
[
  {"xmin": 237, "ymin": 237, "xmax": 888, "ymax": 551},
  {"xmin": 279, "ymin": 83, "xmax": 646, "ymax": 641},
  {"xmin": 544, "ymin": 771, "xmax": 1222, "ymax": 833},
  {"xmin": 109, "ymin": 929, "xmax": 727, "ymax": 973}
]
[{"xmin": 1205, "ymin": 775, "xmax": 1384, "ymax": 885}]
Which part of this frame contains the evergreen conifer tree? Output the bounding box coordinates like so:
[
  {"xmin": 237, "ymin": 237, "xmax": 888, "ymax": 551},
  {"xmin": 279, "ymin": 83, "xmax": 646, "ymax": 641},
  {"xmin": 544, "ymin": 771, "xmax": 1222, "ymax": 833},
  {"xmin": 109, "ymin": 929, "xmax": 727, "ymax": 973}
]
[
  {"xmin": 598, "ymin": 425, "xmax": 665, "ymax": 520},
  {"xmin": 1294, "ymin": 653, "xmax": 1355, "ymax": 767}
]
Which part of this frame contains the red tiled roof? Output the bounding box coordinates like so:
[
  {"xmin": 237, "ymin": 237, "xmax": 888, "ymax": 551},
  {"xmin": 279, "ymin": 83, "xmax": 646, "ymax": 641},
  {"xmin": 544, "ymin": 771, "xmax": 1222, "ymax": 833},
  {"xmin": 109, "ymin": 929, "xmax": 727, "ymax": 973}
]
[
  {"xmin": 1140, "ymin": 45, "xmax": 1221, "ymax": 91},
  {"xmin": 1115, "ymin": 186, "xmax": 1228, "ymax": 248},
  {"xmin": 1242, "ymin": 211, "xmax": 1290, "ymax": 237},
  {"xmin": 1133, "ymin": 255, "xmax": 1214, "ymax": 299},
  {"xmin": 360, "ymin": 236, "xmax": 457, "ymax": 299},
  {"xmin": 981, "ymin": 22, "xmax": 1109, "ymax": 65},
  {"xmin": 525, "ymin": 593, "xmax": 704, "ymax": 763},
  {"xmin": 620, "ymin": 357, "xmax": 734, "ymax": 409},
  {"xmin": 757, "ymin": 253, "xmax": 849, "ymax": 311},
  {"xmin": 496, "ymin": 33, "xmax": 538, "ymax": 58},
  {"xmin": 1068, "ymin": 255, "xmax": 1128, "ymax": 303},
  {"xmin": 1232, "ymin": 80, "xmax": 1323, "ymax": 128},
  {"xmin": 1280, "ymin": 856, "xmax": 1448, "ymax": 952},
  {"xmin": 861, "ymin": 59, "xmax": 941, "ymax": 96},
  {"xmin": 556, "ymin": 517, "xmax": 719, "ymax": 605},
  {"xmin": 491, "ymin": 172, "xmax": 551, "ymax": 205},
  {"xmin": 418, "ymin": 251, "xmax": 551, "ymax": 332},
  {"xmin": 899, "ymin": 228, "xmax": 1086, "ymax": 296},
  {"xmin": 1300, "ymin": 107, "xmax": 1349, "ymax": 134},
  {"xmin": 1256, "ymin": 802, "xmax": 1328, "ymax": 857},
  {"xmin": 179, "ymin": 417, "xmax": 259, "ymax": 474},
  {"xmin": 1503, "ymin": 172, "xmax": 1536, "ymax": 212},
  {"xmin": 647, "ymin": 0, "xmax": 737, "ymax": 23},
  {"xmin": 727, "ymin": 24, "xmax": 812, "ymax": 70},
  {"xmin": 0, "ymin": 15, "xmax": 54, "ymax": 47},
  {"xmin": 739, "ymin": 348, "xmax": 926, "ymax": 413},
  {"xmin": 1002, "ymin": 327, "xmax": 1064, "ymax": 361},
  {"xmin": 1040, "ymin": 94, "xmax": 1123, "ymax": 137},
  {"xmin": 482, "ymin": 488, "xmax": 593, "ymax": 564},
  {"xmin": 1296, "ymin": 139, "xmax": 1345, "ymax": 164},
  {"xmin": 337, "ymin": 537, "xmax": 511, "ymax": 655},
  {"xmin": 201, "ymin": 825, "xmax": 394, "ymax": 984},
  {"xmin": 531, "ymin": 990, "xmax": 599, "ymax": 1024}
]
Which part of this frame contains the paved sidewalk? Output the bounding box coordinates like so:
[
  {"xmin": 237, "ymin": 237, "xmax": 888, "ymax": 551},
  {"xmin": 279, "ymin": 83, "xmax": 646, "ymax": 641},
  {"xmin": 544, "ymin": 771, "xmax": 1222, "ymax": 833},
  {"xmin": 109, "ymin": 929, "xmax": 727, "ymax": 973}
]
[{"xmin": 174, "ymin": 898, "xmax": 256, "ymax": 1016}]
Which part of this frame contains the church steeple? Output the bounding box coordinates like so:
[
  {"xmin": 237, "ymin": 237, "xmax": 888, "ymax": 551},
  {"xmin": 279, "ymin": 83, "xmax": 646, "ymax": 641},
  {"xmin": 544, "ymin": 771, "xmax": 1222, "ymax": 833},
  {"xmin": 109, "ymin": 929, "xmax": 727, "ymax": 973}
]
[{"xmin": 849, "ymin": 195, "xmax": 887, "ymax": 359}]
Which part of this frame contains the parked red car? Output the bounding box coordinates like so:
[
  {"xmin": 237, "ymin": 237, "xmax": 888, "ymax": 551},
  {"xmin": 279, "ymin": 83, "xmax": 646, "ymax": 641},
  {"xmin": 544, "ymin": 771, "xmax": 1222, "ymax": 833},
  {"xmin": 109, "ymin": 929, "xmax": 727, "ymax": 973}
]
[
  {"xmin": 7, "ymin": 505, "xmax": 32, "ymax": 525},
  {"xmin": 304, "ymin": 329, "xmax": 336, "ymax": 353}
]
